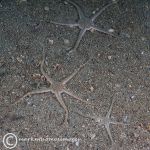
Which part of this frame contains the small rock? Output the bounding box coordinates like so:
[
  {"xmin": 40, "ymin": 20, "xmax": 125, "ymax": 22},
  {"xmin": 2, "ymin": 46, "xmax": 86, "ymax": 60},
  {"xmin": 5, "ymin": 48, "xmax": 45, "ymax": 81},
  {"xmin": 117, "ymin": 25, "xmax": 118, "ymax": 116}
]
[
  {"xmin": 64, "ymin": 1, "xmax": 68, "ymax": 5},
  {"xmin": 141, "ymin": 37, "xmax": 146, "ymax": 41},
  {"xmin": 92, "ymin": 10, "xmax": 96, "ymax": 14},
  {"xmin": 75, "ymin": 139, "xmax": 80, "ymax": 146},
  {"xmin": 90, "ymin": 133, "xmax": 96, "ymax": 139},
  {"xmin": 123, "ymin": 115, "xmax": 128, "ymax": 123},
  {"xmin": 66, "ymin": 147, "xmax": 70, "ymax": 150},
  {"xmin": 82, "ymin": 124, "xmax": 85, "ymax": 128},
  {"xmin": 120, "ymin": 132, "xmax": 127, "ymax": 139},
  {"xmin": 112, "ymin": 0, "xmax": 117, "ymax": 3},
  {"xmin": 130, "ymin": 95, "xmax": 135, "ymax": 99},
  {"xmin": 64, "ymin": 39, "xmax": 70, "ymax": 45},
  {"xmin": 134, "ymin": 133, "xmax": 139, "ymax": 138},
  {"xmin": 115, "ymin": 84, "xmax": 121, "ymax": 88},
  {"xmin": 18, "ymin": 0, "xmax": 27, "ymax": 3},
  {"xmin": 108, "ymin": 28, "xmax": 115, "ymax": 33},
  {"xmin": 22, "ymin": 0, "xmax": 27, "ymax": 1},
  {"xmin": 32, "ymin": 73, "xmax": 41, "ymax": 78},
  {"xmin": 16, "ymin": 57, "xmax": 23, "ymax": 63},
  {"xmin": 44, "ymin": 6, "xmax": 49, "ymax": 11},
  {"xmin": 90, "ymin": 86, "xmax": 94, "ymax": 92},
  {"xmin": 92, "ymin": 8, "xmax": 99, "ymax": 15},
  {"xmin": 108, "ymin": 56, "xmax": 112, "ymax": 60},
  {"xmin": 48, "ymin": 39, "xmax": 54, "ymax": 45},
  {"xmin": 128, "ymin": 84, "xmax": 132, "ymax": 88}
]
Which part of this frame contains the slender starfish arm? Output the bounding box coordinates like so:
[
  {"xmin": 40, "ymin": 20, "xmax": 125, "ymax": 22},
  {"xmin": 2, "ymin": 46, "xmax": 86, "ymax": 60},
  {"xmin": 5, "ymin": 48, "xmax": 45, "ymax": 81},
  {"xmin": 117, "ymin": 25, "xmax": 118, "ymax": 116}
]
[
  {"xmin": 106, "ymin": 98, "xmax": 115, "ymax": 119},
  {"xmin": 110, "ymin": 121, "xmax": 130, "ymax": 126},
  {"xmin": 105, "ymin": 123, "xmax": 114, "ymax": 144},
  {"xmin": 91, "ymin": 2, "xmax": 115, "ymax": 21},
  {"xmin": 91, "ymin": 25, "xmax": 117, "ymax": 38},
  {"xmin": 64, "ymin": 88, "xmax": 94, "ymax": 106},
  {"xmin": 40, "ymin": 60, "xmax": 54, "ymax": 84},
  {"xmin": 40, "ymin": 46, "xmax": 54, "ymax": 84},
  {"xmin": 51, "ymin": 21, "xmax": 78, "ymax": 28},
  {"xmin": 13, "ymin": 88, "xmax": 52, "ymax": 105},
  {"xmin": 66, "ymin": 0, "xmax": 85, "ymax": 19},
  {"xmin": 73, "ymin": 28, "xmax": 86, "ymax": 50},
  {"xmin": 75, "ymin": 111, "xmax": 97, "ymax": 120},
  {"xmin": 62, "ymin": 61, "xmax": 87, "ymax": 85},
  {"xmin": 55, "ymin": 93, "xmax": 69, "ymax": 127}
]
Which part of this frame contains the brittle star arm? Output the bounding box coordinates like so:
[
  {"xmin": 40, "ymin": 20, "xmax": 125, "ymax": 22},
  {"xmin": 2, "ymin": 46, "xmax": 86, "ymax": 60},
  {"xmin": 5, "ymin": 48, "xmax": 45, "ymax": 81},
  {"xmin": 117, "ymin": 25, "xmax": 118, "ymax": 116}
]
[
  {"xmin": 55, "ymin": 92, "xmax": 69, "ymax": 126},
  {"xmin": 75, "ymin": 110, "xmax": 114, "ymax": 143},
  {"xmin": 105, "ymin": 123, "xmax": 114, "ymax": 144},
  {"xmin": 41, "ymin": 46, "xmax": 54, "ymax": 84},
  {"xmin": 13, "ymin": 88, "xmax": 52, "ymax": 106},
  {"xmin": 106, "ymin": 118, "xmax": 130, "ymax": 144},
  {"xmin": 73, "ymin": 28, "xmax": 86, "ymax": 50},
  {"xmin": 110, "ymin": 118, "xmax": 130, "ymax": 126},
  {"xmin": 51, "ymin": 20, "xmax": 79, "ymax": 28},
  {"xmin": 104, "ymin": 98, "xmax": 121, "ymax": 143},
  {"xmin": 63, "ymin": 88, "xmax": 94, "ymax": 106},
  {"xmin": 91, "ymin": 25, "xmax": 117, "ymax": 38},
  {"xmin": 62, "ymin": 61, "xmax": 87, "ymax": 85},
  {"xmin": 106, "ymin": 98, "xmax": 115, "ymax": 119},
  {"xmin": 66, "ymin": 0, "xmax": 85, "ymax": 19},
  {"xmin": 75, "ymin": 111, "xmax": 97, "ymax": 120},
  {"xmin": 91, "ymin": 2, "xmax": 115, "ymax": 21}
]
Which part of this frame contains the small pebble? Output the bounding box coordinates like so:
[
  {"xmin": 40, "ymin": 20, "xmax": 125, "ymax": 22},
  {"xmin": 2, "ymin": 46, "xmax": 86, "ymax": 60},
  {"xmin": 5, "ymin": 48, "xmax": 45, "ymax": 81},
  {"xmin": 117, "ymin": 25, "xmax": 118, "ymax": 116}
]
[
  {"xmin": 21, "ymin": 85, "xmax": 25, "ymax": 88},
  {"xmin": 131, "ymin": 95, "xmax": 135, "ymax": 99},
  {"xmin": 92, "ymin": 8, "xmax": 99, "ymax": 15},
  {"xmin": 108, "ymin": 28, "xmax": 115, "ymax": 33},
  {"xmin": 108, "ymin": 56, "xmax": 112, "ymax": 60},
  {"xmin": 19, "ymin": 0, "xmax": 27, "ymax": 3},
  {"xmin": 32, "ymin": 73, "xmax": 41, "ymax": 78},
  {"xmin": 27, "ymin": 101, "xmax": 32, "ymax": 105},
  {"xmin": 44, "ymin": 6, "xmax": 49, "ymax": 11},
  {"xmin": 64, "ymin": 1, "xmax": 68, "ymax": 5},
  {"xmin": 128, "ymin": 84, "xmax": 132, "ymax": 88},
  {"xmin": 141, "ymin": 37, "xmax": 146, "ymax": 41},
  {"xmin": 96, "ymin": 118, "xmax": 101, "ymax": 123},
  {"xmin": 90, "ymin": 133, "xmax": 96, "ymax": 139},
  {"xmin": 48, "ymin": 39, "xmax": 54, "ymax": 45},
  {"xmin": 82, "ymin": 124, "xmax": 85, "ymax": 128},
  {"xmin": 40, "ymin": 99, "xmax": 44, "ymax": 102},
  {"xmin": 134, "ymin": 133, "xmax": 139, "ymax": 138},
  {"xmin": 75, "ymin": 139, "xmax": 80, "ymax": 146},
  {"xmin": 120, "ymin": 132, "xmax": 127, "ymax": 139},
  {"xmin": 16, "ymin": 57, "xmax": 23, "ymax": 63},
  {"xmin": 64, "ymin": 39, "xmax": 70, "ymax": 45},
  {"xmin": 115, "ymin": 84, "xmax": 121, "ymax": 88},
  {"xmin": 112, "ymin": 0, "xmax": 117, "ymax": 3},
  {"xmin": 123, "ymin": 115, "xmax": 128, "ymax": 123},
  {"xmin": 90, "ymin": 86, "xmax": 94, "ymax": 92},
  {"xmin": 92, "ymin": 10, "xmax": 96, "ymax": 14},
  {"xmin": 66, "ymin": 147, "xmax": 69, "ymax": 150}
]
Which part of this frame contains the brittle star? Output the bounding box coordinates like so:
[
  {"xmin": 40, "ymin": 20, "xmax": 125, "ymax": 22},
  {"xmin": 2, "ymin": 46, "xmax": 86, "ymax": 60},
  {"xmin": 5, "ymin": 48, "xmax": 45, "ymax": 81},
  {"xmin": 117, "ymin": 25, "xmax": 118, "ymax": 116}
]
[
  {"xmin": 76, "ymin": 97, "xmax": 129, "ymax": 144},
  {"xmin": 13, "ymin": 45, "xmax": 93, "ymax": 127},
  {"xmin": 51, "ymin": 0, "xmax": 117, "ymax": 51}
]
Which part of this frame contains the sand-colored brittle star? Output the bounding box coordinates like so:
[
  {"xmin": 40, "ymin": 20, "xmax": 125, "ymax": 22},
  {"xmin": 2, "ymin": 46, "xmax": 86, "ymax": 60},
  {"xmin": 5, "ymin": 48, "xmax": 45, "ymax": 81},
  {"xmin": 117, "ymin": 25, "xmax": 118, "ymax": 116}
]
[
  {"xmin": 13, "ymin": 46, "xmax": 93, "ymax": 127},
  {"xmin": 51, "ymin": 0, "xmax": 117, "ymax": 51},
  {"xmin": 76, "ymin": 96, "xmax": 129, "ymax": 145}
]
